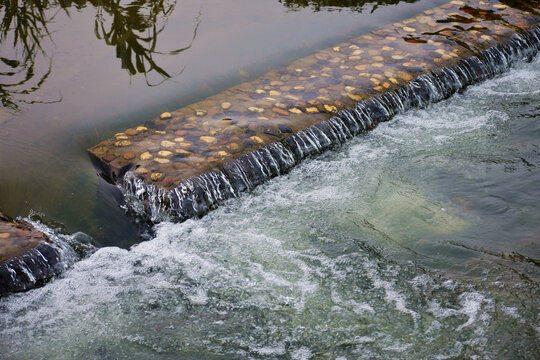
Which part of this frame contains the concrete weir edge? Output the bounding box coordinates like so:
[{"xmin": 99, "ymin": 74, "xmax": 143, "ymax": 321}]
[{"xmin": 118, "ymin": 26, "xmax": 540, "ymax": 223}]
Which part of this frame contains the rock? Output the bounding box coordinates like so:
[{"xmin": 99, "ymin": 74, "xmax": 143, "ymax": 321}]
[
  {"xmin": 140, "ymin": 152, "xmax": 153, "ymax": 160},
  {"xmin": 162, "ymin": 176, "xmax": 175, "ymax": 187},
  {"xmin": 289, "ymin": 108, "xmax": 303, "ymax": 114},
  {"xmin": 151, "ymin": 172, "xmax": 163, "ymax": 181},
  {"xmin": 103, "ymin": 154, "xmax": 116, "ymax": 163},
  {"xmin": 154, "ymin": 158, "xmax": 170, "ymax": 164},
  {"xmin": 314, "ymin": 53, "xmax": 329, "ymax": 61},
  {"xmin": 347, "ymin": 94, "xmax": 362, "ymax": 101},
  {"xmin": 272, "ymin": 107, "xmax": 289, "ymax": 116},
  {"xmin": 398, "ymin": 72, "xmax": 413, "ymax": 81},
  {"xmin": 221, "ymin": 102, "xmax": 231, "ymax": 110},
  {"xmin": 324, "ymin": 104, "xmax": 338, "ymax": 113},
  {"xmin": 122, "ymin": 152, "xmax": 136, "ymax": 160},
  {"xmin": 161, "ymin": 140, "xmax": 176, "ymax": 148},
  {"xmin": 248, "ymin": 106, "xmax": 265, "ymax": 113},
  {"xmin": 114, "ymin": 140, "xmax": 131, "ymax": 147},
  {"xmin": 158, "ymin": 150, "xmax": 173, "ymax": 157},
  {"xmin": 160, "ymin": 112, "xmax": 172, "ymax": 119},
  {"xmin": 200, "ymin": 136, "xmax": 217, "ymax": 144},
  {"xmin": 135, "ymin": 167, "xmax": 149, "ymax": 174},
  {"xmin": 250, "ymin": 136, "xmax": 264, "ymax": 144},
  {"xmin": 175, "ymin": 149, "xmax": 192, "ymax": 156},
  {"xmin": 306, "ymin": 107, "xmax": 319, "ymax": 113}
]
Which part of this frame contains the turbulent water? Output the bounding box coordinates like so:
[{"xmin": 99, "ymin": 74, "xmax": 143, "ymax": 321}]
[{"xmin": 1, "ymin": 58, "xmax": 539, "ymax": 359}]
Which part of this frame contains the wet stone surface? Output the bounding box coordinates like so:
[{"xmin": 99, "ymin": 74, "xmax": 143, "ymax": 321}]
[
  {"xmin": 89, "ymin": 0, "xmax": 539, "ymax": 193},
  {"xmin": 0, "ymin": 212, "xmax": 49, "ymax": 263},
  {"xmin": 0, "ymin": 212, "xmax": 63, "ymax": 295}
]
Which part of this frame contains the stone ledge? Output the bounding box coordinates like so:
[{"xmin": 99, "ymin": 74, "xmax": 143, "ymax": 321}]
[
  {"xmin": 88, "ymin": 0, "xmax": 540, "ymax": 222},
  {"xmin": 0, "ymin": 212, "xmax": 64, "ymax": 296}
]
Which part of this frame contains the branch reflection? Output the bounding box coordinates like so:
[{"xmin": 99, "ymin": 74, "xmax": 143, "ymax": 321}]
[
  {"xmin": 0, "ymin": 0, "xmax": 198, "ymax": 112},
  {"xmin": 92, "ymin": 0, "xmax": 199, "ymax": 86},
  {"xmin": 0, "ymin": 1, "xmax": 59, "ymax": 112}
]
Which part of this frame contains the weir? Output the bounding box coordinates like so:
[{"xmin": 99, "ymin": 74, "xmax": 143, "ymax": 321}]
[
  {"xmin": 89, "ymin": 0, "xmax": 540, "ymax": 222},
  {"xmin": 91, "ymin": 1, "xmax": 540, "ymax": 222}
]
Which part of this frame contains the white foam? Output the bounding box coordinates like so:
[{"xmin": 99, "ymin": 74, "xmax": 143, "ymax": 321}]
[{"xmin": 291, "ymin": 347, "xmax": 313, "ymax": 360}]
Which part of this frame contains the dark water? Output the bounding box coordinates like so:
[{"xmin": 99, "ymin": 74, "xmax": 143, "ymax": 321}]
[
  {"xmin": 0, "ymin": 0, "xmax": 448, "ymax": 247},
  {"xmin": 0, "ymin": 55, "xmax": 538, "ymax": 360}
]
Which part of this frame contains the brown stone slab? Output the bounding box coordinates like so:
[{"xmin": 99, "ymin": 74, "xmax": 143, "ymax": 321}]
[
  {"xmin": 0, "ymin": 212, "xmax": 64, "ymax": 295},
  {"xmin": 0, "ymin": 212, "xmax": 50, "ymax": 263},
  {"xmin": 89, "ymin": 0, "xmax": 540, "ymax": 221}
]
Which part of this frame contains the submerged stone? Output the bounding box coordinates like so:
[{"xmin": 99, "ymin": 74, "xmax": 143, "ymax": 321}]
[{"xmin": 160, "ymin": 112, "xmax": 172, "ymax": 120}]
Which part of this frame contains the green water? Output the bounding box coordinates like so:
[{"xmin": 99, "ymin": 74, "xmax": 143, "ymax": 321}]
[{"xmin": 0, "ymin": 55, "xmax": 538, "ymax": 359}]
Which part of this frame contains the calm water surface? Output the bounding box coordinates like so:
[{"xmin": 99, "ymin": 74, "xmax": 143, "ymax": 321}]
[
  {"xmin": 0, "ymin": 51, "xmax": 539, "ymax": 359},
  {"xmin": 0, "ymin": 0, "xmax": 448, "ymax": 246}
]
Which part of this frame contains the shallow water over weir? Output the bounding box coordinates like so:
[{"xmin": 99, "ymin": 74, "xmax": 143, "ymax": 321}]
[
  {"xmin": 118, "ymin": 27, "xmax": 540, "ymax": 224},
  {"xmin": 1, "ymin": 56, "xmax": 539, "ymax": 358}
]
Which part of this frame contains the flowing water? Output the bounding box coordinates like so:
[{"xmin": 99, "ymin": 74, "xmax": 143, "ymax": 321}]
[
  {"xmin": 0, "ymin": 0, "xmax": 449, "ymax": 247},
  {"xmin": 1, "ymin": 54, "xmax": 539, "ymax": 359}
]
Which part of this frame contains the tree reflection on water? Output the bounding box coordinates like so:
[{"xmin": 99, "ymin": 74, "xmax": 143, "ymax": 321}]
[
  {"xmin": 0, "ymin": 0, "xmax": 198, "ymax": 112},
  {"xmin": 93, "ymin": 0, "xmax": 199, "ymax": 86},
  {"xmin": 0, "ymin": 1, "xmax": 56, "ymax": 112}
]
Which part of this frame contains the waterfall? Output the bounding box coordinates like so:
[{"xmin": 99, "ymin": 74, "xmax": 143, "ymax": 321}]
[{"xmin": 120, "ymin": 27, "xmax": 540, "ymax": 223}]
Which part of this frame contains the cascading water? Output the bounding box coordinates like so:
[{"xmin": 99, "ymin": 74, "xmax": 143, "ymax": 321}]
[
  {"xmin": 121, "ymin": 27, "xmax": 540, "ymax": 223},
  {"xmin": 0, "ymin": 220, "xmax": 88, "ymax": 295}
]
